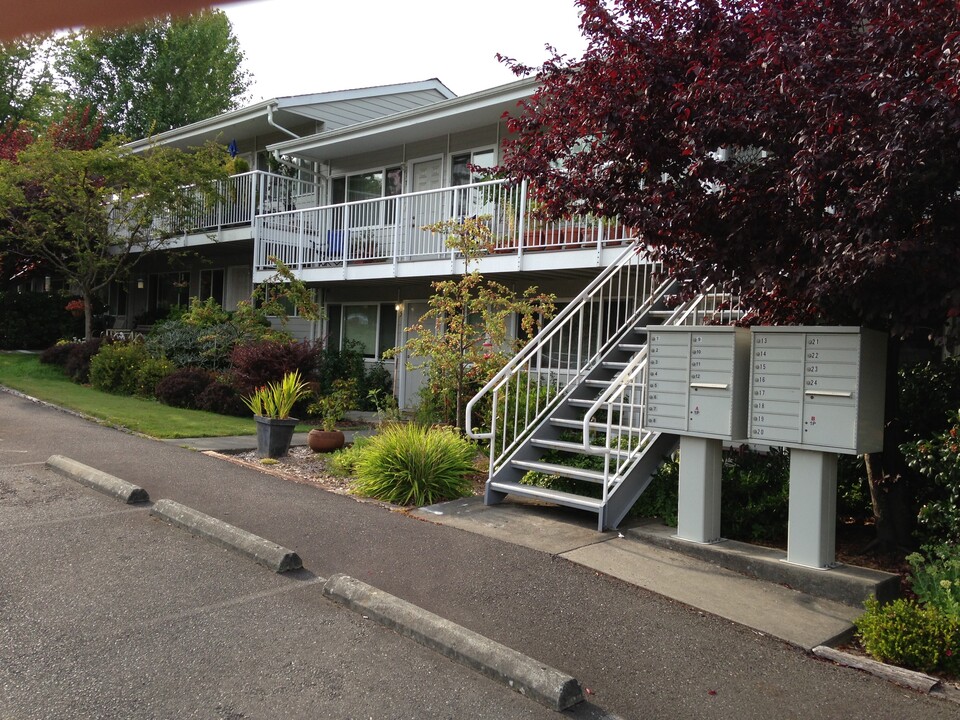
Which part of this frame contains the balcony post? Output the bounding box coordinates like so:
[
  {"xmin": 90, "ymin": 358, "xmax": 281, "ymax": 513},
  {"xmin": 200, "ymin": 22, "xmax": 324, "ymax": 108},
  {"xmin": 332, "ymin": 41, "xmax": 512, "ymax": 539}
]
[
  {"xmin": 252, "ymin": 172, "xmax": 261, "ymax": 223},
  {"xmin": 392, "ymin": 197, "xmax": 401, "ymax": 277},
  {"xmin": 517, "ymin": 180, "xmax": 528, "ymax": 266}
]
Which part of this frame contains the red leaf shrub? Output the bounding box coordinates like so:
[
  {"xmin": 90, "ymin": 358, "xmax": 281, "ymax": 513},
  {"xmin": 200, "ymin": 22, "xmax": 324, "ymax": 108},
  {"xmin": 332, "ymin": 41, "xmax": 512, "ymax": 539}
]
[
  {"xmin": 155, "ymin": 367, "xmax": 215, "ymax": 410},
  {"xmin": 228, "ymin": 339, "xmax": 322, "ymax": 395}
]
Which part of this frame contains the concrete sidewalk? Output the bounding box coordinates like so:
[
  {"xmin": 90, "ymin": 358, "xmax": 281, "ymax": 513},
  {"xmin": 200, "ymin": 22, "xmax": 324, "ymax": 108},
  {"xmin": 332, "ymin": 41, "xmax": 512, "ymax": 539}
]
[{"xmin": 177, "ymin": 432, "xmax": 892, "ymax": 651}]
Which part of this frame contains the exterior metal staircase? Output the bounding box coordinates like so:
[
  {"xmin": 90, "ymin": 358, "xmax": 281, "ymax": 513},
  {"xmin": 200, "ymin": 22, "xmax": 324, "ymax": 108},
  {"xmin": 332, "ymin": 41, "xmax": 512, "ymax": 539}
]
[{"xmin": 465, "ymin": 242, "xmax": 739, "ymax": 531}]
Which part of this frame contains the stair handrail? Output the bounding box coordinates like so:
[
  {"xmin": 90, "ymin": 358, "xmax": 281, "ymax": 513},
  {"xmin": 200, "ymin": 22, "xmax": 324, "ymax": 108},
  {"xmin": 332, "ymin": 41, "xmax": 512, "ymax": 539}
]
[
  {"xmin": 581, "ymin": 290, "xmax": 743, "ymax": 497},
  {"xmin": 464, "ymin": 241, "xmax": 648, "ymax": 441}
]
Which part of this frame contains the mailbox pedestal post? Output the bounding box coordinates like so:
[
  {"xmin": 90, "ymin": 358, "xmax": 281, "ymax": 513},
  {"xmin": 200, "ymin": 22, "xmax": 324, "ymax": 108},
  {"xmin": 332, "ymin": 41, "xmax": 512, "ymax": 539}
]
[
  {"xmin": 677, "ymin": 436, "xmax": 723, "ymax": 543},
  {"xmin": 786, "ymin": 449, "xmax": 838, "ymax": 568}
]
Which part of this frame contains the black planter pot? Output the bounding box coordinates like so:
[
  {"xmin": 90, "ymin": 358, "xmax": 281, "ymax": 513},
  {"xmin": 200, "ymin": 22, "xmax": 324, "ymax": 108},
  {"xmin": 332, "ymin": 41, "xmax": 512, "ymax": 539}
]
[{"xmin": 254, "ymin": 416, "xmax": 298, "ymax": 458}]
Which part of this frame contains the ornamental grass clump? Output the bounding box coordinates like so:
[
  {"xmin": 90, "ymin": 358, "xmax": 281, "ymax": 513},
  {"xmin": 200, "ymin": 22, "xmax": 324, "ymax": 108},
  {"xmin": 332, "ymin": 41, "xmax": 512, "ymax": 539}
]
[
  {"xmin": 242, "ymin": 370, "xmax": 310, "ymax": 419},
  {"xmin": 350, "ymin": 423, "xmax": 476, "ymax": 506}
]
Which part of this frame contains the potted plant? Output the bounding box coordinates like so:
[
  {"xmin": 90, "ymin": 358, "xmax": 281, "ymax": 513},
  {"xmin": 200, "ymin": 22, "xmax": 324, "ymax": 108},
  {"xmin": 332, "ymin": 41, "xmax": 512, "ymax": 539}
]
[
  {"xmin": 307, "ymin": 378, "xmax": 357, "ymax": 452},
  {"xmin": 242, "ymin": 370, "xmax": 311, "ymax": 458}
]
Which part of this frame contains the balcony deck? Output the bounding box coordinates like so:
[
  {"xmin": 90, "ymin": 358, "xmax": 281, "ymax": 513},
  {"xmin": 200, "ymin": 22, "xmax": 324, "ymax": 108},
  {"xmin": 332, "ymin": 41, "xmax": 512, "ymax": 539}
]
[{"xmin": 253, "ymin": 179, "xmax": 638, "ymax": 283}]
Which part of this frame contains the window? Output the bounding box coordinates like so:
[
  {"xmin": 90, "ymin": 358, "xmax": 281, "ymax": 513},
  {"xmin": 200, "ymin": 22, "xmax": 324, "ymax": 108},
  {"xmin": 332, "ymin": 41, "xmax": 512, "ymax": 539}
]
[
  {"xmin": 330, "ymin": 166, "xmax": 404, "ymax": 227},
  {"xmin": 149, "ymin": 271, "xmax": 190, "ymax": 311},
  {"xmin": 327, "ymin": 303, "xmax": 398, "ymax": 359},
  {"xmin": 199, "ymin": 269, "xmax": 225, "ymax": 305},
  {"xmin": 451, "ymin": 148, "xmax": 495, "ymax": 187},
  {"xmin": 451, "ymin": 148, "xmax": 496, "ymax": 217}
]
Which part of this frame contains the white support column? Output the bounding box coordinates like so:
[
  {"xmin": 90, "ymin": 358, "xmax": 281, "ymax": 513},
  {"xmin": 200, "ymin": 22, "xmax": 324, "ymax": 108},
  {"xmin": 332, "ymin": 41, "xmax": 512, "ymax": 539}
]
[
  {"xmin": 787, "ymin": 449, "xmax": 838, "ymax": 568},
  {"xmin": 676, "ymin": 436, "xmax": 723, "ymax": 544}
]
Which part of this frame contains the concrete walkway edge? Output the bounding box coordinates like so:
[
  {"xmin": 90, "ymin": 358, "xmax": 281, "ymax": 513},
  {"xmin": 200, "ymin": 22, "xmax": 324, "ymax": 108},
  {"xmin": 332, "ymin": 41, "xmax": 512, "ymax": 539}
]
[
  {"xmin": 322, "ymin": 573, "xmax": 584, "ymax": 711},
  {"xmin": 46, "ymin": 454, "xmax": 149, "ymax": 504},
  {"xmin": 150, "ymin": 498, "xmax": 302, "ymax": 573}
]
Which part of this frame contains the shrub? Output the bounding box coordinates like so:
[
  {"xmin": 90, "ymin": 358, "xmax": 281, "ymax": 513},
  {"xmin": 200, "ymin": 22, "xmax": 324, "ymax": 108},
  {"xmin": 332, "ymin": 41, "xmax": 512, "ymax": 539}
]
[
  {"xmin": 155, "ymin": 367, "xmax": 215, "ymax": 409},
  {"xmin": 721, "ymin": 447, "xmax": 790, "ymax": 542},
  {"xmin": 631, "ymin": 453, "xmax": 681, "ymax": 526},
  {"xmin": 856, "ymin": 597, "xmax": 959, "ymax": 674},
  {"xmin": 358, "ymin": 361, "xmax": 393, "ymax": 410},
  {"xmin": 0, "ymin": 291, "xmax": 75, "ymax": 350},
  {"xmin": 63, "ymin": 338, "xmax": 107, "ymax": 383},
  {"xmin": 197, "ymin": 378, "xmax": 247, "ymax": 417},
  {"xmin": 135, "ymin": 357, "xmax": 175, "ymax": 397},
  {"xmin": 229, "ymin": 339, "xmax": 322, "ymax": 394},
  {"xmin": 902, "ymin": 410, "xmax": 960, "ymax": 545},
  {"xmin": 89, "ymin": 341, "xmax": 150, "ymax": 395},
  {"xmin": 39, "ymin": 340, "xmax": 78, "ymax": 368},
  {"xmin": 146, "ymin": 320, "xmax": 239, "ymax": 370},
  {"xmin": 314, "ymin": 338, "xmax": 365, "ymax": 390},
  {"xmin": 908, "ymin": 544, "xmax": 960, "ymax": 620},
  {"xmin": 351, "ymin": 423, "xmax": 477, "ymax": 506},
  {"xmin": 328, "ymin": 436, "xmax": 372, "ymax": 477}
]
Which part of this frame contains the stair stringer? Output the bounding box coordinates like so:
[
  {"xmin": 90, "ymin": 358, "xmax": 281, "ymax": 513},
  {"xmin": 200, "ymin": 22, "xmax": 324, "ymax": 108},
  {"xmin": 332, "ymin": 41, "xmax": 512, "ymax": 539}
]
[{"xmin": 598, "ymin": 432, "xmax": 680, "ymax": 530}]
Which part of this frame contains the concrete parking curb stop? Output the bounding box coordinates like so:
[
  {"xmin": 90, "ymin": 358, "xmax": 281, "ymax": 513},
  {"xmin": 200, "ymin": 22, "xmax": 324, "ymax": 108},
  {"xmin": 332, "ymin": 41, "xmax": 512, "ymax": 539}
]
[
  {"xmin": 46, "ymin": 455, "xmax": 149, "ymax": 504},
  {"xmin": 150, "ymin": 498, "xmax": 302, "ymax": 573},
  {"xmin": 322, "ymin": 573, "xmax": 584, "ymax": 711}
]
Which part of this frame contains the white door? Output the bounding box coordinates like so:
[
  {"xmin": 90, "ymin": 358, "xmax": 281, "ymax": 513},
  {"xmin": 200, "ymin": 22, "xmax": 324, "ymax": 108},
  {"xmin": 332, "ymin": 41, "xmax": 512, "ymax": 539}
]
[
  {"xmin": 399, "ymin": 301, "xmax": 432, "ymax": 411},
  {"xmin": 408, "ymin": 158, "xmax": 445, "ymax": 256}
]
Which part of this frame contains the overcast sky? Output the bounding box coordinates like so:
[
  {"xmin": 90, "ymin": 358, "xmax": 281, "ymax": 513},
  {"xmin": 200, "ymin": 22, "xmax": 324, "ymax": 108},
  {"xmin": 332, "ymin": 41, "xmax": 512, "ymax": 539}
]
[{"xmin": 218, "ymin": 0, "xmax": 588, "ymax": 101}]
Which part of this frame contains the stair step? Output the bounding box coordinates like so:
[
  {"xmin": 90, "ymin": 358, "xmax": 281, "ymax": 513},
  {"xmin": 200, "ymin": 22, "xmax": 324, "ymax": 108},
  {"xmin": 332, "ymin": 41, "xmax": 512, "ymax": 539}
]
[
  {"xmin": 568, "ymin": 398, "xmax": 602, "ymax": 408},
  {"xmin": 618, "ymin": 343, "xmax": 646, "ymax": 353},
  {"xmin": 531, "ymin": 438, "xmax": 632, "ymax": 458},
  {"xmin": 602, "ymin": 361, "xmax": 629, "ymax": 370},
  {"xmin": 511, "ymin": 459, "xmax": 606, "ymax": 484},
  {"xmin": 488, "ymin": 480, "xmax": 604, "ymax": 512},
  {"xmin": 584, "ymin": 378, "xmax": 612, "ymax": 388},
  {"xmin": 550, "ymin": 417, "xmax": 614, "ymax": 432}
]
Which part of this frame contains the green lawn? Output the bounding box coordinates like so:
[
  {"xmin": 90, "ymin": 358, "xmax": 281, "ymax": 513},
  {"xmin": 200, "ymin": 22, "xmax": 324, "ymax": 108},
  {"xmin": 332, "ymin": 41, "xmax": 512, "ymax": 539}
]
[{"xmin": 0, "ymin": 352, "xmax": 260, "ymax": 439}]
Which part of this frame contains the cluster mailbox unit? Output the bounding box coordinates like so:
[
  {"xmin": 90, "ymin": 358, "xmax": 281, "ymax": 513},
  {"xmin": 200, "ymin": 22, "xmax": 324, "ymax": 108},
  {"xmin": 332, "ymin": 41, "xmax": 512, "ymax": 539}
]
[
  {"xmin": 644, "ymin": 324, "xmax": 887, "ymax": 569},
  {"xmin": 748, "ymin": 327, "xmax": 886, "ymax": 567},
  {"xmin": 644, "ymin": 326, "xmax": 751, "ymax": 544}
]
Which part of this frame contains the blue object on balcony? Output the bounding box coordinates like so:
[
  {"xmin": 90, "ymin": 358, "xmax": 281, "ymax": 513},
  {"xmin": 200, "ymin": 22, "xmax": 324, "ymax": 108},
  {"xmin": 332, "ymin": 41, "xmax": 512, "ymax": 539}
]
[
  {"xmin": 326, "ymin": 230, "xmax": 345, "ymax": 263},
  {"xmin": 228, "ymin": 139, "xmax": 238, "ymax": 158}
]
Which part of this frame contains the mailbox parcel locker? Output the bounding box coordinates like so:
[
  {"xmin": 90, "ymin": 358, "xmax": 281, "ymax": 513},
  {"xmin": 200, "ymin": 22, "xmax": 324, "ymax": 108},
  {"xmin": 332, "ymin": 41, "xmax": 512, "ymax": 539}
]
[
  {"xmin": 747, "ymin": 327, "xmax": 886, "ymax": 454},
  {"xmin": 643, "ymin": 326, "xmax": 751, "ymax": 440}
]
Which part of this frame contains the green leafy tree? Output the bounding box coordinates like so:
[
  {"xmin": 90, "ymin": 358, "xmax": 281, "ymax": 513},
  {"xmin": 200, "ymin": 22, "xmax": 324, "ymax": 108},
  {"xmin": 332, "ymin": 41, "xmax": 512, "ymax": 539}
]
[
  {"xmin": 387, "ymin": 217, "xmax": 555, "ymax": 429},
  {"xmin": 0, "ymin": 137, "xmax": 228, "ymax": 339},
  {"xmin": 0, "ymin": 35, "xmax": 62, "ymax": 135},
  {"xmin": 58, "ymin": 9, "xmax": 249, "ymax": 139}
]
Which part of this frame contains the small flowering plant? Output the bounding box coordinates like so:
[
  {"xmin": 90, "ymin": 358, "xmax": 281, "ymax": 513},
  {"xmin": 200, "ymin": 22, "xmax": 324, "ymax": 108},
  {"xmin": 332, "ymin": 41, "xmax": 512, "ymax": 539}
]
[
  {"xmin": 242, "ymin": 370, "xmax": 311, "ymax": 419},
  {"xmin": 65, "ymin": 299, "xmax": 85, "ymax": 313}
]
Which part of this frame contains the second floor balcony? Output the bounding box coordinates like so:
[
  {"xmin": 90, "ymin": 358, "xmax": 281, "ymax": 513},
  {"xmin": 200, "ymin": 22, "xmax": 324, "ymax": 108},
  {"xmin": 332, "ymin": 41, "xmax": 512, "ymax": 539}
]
[
  {"xmin": 154, "ymin": 170, "xmax": 322, "ymax": 244},
  {"xmin": 253, "ymin": 179, "xmax": 637, "ymax": 282}
]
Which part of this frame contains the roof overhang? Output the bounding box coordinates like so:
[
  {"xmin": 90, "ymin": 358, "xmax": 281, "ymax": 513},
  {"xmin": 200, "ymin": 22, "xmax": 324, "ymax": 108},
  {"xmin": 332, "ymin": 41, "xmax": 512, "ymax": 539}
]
[
  {"xmin": 125, "ymin": 79, "xmax": 458, "ymax": 153},
  {"xmin": 266, "ymin": 77, "xmax": 537, "ymax": 162}
]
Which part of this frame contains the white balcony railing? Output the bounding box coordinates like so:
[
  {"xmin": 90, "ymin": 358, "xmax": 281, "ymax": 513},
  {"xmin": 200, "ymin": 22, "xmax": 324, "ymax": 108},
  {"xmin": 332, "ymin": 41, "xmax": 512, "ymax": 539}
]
[
  {"xmin": 145, "ymin": 171, "xmax": 321, "ymax": 238},
  {"xmin": 254, "ymin": 179, "xmax": 637, "ymax": 272}
]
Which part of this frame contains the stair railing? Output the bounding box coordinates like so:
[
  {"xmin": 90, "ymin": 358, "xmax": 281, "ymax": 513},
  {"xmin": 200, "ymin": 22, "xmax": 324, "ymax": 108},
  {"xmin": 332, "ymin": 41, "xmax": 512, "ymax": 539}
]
[
  {"xmin": 465, "ymin": 241, "xmax": 668, "ymax": 475},
  {"xmin": 581, "ymin": 290, "xmax": 743, "ymax": 502}
]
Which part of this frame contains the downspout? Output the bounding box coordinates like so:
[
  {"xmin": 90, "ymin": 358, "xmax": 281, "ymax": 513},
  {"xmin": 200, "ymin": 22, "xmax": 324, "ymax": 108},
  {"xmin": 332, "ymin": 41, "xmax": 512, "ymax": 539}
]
[{"xmin": 266, "ymin": 103, "xmax": 300, "ymax": 139}]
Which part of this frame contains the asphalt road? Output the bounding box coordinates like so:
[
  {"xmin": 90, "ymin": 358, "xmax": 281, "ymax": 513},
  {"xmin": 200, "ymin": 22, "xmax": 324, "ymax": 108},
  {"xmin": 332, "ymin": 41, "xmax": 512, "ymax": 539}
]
[{"xmin": 1, "ymin": 390, "xmax": 955, "ymax": 719}]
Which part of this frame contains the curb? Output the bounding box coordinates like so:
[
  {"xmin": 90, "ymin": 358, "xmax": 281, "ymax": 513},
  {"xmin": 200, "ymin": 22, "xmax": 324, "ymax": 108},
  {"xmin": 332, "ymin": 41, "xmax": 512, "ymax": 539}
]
[
  {"xmin": 812, "ymin": 646, "xmax": 948, "ymax": 696},
  {"xmin": 150, "ymin": 499, "xmax": 302, "ymax": 573},
  {"xmin": 46, "ymin": 454, "xmax": 149, "ymax": 504},
  {"xmin": 322, "ymin": 573, "xmax": 584, "ymax": 711}
]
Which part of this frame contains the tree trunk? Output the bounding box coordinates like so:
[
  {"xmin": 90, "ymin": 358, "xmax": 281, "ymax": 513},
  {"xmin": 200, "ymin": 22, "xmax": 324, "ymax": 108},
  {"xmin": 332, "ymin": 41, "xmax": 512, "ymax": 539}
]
[
  {"xmin": 83, "ymin": 290, "xmax": 94, "ymax": 341},
  {"xmin": 864, "ymin": 337, "xmax": 914, "ymax": 552}
]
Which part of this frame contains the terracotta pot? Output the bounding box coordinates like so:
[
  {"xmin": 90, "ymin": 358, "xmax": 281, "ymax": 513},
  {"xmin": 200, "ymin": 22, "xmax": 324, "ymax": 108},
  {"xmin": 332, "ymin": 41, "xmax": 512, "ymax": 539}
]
[{"xmin": 308, "ymin": 428, "xmax": 345, "ymax": 453}]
